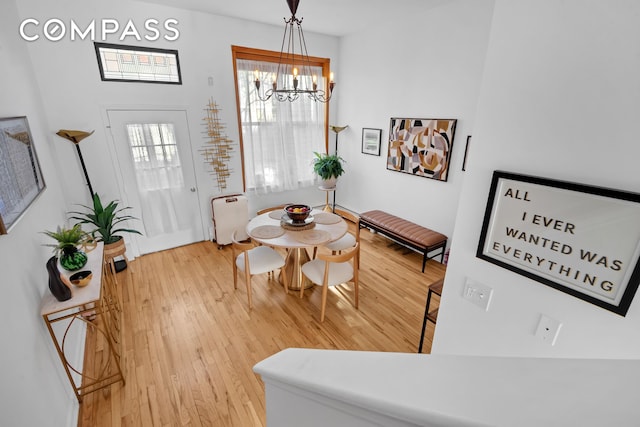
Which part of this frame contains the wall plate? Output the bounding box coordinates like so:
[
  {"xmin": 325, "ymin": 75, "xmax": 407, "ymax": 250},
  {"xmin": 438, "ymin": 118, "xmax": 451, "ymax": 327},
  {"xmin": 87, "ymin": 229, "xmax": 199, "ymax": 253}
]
[{"xmin": 463, "ymin": 278, "xmax": 493, "ymax": 311}]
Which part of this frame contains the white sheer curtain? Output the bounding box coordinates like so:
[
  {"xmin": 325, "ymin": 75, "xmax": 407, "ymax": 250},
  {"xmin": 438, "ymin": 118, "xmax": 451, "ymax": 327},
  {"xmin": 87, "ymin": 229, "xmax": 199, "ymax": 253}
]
[
  {"xmin": 126, "ymin": 123, "xmax": 183, "ymax": 236},
  {"xmin": 236, "ymin": 59, "xmax": 325, "ymax": 195}
]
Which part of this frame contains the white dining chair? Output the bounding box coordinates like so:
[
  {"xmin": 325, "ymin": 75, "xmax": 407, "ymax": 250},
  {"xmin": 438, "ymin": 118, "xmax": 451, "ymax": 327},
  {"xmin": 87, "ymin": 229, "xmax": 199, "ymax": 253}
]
[
  {"xmin": 231, "ymin": 230, "xmax": 288, "ymax": 309},
  {"xmin": 301, "ymin": 242, "xmax": 359, "ymax": 322},
  {"xmin": 313, "ymin": 209, "xmax": 360, "ymax": 268}
]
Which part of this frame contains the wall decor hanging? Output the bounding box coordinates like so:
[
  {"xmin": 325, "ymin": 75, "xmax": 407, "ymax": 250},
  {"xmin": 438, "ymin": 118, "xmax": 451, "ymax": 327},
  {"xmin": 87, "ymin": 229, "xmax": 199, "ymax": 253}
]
[
  {"xmin": 386, "ymin": 117, "xmax": 457, "ymax": 182},
  {"xmin": 361, "ymin": 128, "xmax": 382, "ymax": 156},
  {"xmin": 477, "ymin": 170, "xmax": 640, "ymax": 316},
  {"xmin": 0, "ymin": 116, "xmax": 46, "ymax": 234},
  {"xmin": 462, "ymin": 135, "xmax": 471, "ymax": 171},
  {"xmin": 200, "ymin": 98, "xmax": 234, "ymax": 192}
]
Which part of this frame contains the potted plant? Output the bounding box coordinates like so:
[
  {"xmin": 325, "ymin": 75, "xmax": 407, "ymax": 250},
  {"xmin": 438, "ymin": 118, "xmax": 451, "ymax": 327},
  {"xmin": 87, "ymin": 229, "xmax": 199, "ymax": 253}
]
[
  {"xmin": 69, "ymin": 193, "xmax": 142, "ymax": 268},
  {"xmin": 43, "ymin": 224, "xmax": 90, "ymax": 271},
  {"xmin": 313, "ymin": 152, "xmax": 345, "ymax": 188}
]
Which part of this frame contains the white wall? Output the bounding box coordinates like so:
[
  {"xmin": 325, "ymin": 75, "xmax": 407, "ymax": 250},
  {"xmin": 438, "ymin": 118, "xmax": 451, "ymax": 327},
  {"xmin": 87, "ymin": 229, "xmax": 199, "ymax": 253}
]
[
  {"xmin": 0, "ymin": 0, "xmax": 337, "ymax": 425},
  {"xmin": 434, "ymin": 0, "xmax": 640, "ymax": 358},
  {"xmin": 335, "ymin": 0, "xmax": 495, "ymax": 243},
  {"xmin": 6, "ymin": 0, "xmax": 640, "ymax": 424},
  {"xmin": 17, "ymin": 0, "xmax": 339, "ymax": 257},
  {"xmin": 0, "ymin": 2, "xmax": 82, "ymax": 425}
]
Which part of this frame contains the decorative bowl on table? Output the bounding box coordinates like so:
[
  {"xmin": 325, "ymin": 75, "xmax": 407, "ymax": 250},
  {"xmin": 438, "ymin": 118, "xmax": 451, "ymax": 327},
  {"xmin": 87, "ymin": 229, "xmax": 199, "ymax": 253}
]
[
  {"xmin": 69, "ymin": 270, "xmax": 92, "ymax": 287},
  {"xmin": 285, "ymin": 204, "xmax": 311, "ymax": 223}
]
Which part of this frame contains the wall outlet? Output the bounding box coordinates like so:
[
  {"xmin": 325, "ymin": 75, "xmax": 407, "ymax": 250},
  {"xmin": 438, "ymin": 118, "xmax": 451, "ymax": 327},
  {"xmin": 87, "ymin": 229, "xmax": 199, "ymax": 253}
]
[
  {"xmin": 535, "ymin": 314, "xmax": 562, "ymax": 345},
  {"xmin": 462, "ymin": 278, "xmax": 493, "ymax": 311}
]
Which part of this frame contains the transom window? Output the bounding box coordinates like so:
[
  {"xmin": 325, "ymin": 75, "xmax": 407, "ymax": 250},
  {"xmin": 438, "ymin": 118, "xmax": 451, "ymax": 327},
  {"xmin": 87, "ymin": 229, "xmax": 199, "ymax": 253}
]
[{"xmin": 94, "ymin": 43, "xmax": 181, "ymax": 84}]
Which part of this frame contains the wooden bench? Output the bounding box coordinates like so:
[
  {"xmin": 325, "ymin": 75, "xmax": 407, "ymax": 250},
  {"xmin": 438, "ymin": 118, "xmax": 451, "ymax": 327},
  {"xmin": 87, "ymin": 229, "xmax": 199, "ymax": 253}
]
[{"xmin": 359, "ymin": 210, "xmax": 447, "ymax": 272}]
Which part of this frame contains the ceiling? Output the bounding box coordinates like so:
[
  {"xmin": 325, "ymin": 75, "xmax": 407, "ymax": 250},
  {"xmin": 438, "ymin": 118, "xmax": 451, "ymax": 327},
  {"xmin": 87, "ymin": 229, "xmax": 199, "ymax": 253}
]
[{"xmin": 140, "ymin": 0, "xmax": 450, "ymax": 37}]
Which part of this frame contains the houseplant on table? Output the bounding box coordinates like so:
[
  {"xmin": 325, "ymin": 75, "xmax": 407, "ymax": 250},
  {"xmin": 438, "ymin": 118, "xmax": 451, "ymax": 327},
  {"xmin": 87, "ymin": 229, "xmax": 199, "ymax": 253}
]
[
  {"xmin": 42, "ymin": 224, "xmax": 91, "ymax": 271},
  {"xmin": 313, "ymin": 152, "xmax": 345, "ymax": 189},
  {"xmin": 69, "ymin": 193, "xmax": 142, "ymax": 272}
]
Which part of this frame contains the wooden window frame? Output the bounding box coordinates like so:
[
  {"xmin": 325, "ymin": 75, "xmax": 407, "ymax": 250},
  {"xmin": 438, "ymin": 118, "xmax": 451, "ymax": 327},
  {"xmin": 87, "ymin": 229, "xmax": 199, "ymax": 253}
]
[{"xmin": 231, "ymin": 45, "xmax": 330, "ymax": 191}]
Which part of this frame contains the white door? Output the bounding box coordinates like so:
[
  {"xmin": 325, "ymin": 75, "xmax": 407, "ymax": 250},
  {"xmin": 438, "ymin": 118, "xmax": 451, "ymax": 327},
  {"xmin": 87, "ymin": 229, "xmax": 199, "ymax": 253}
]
[{"xmin": 107, "ymin": 109, "xmax": 203, "ymax": 255}]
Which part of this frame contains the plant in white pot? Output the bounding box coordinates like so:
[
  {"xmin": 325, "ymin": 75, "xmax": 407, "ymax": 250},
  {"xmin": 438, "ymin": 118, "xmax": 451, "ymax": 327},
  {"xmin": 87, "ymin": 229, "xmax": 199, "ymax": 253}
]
[
  {"xmin": 313, "ymin": 152, "xmax": 345, "ymax": 189},
  {"xmin": 69, "ymin": 193, "xmax": 142, "ymax": 271}
]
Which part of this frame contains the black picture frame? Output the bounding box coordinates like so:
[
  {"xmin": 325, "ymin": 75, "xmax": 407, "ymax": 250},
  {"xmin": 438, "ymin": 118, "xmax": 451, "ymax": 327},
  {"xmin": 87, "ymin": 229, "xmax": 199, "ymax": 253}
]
[
  {"xmin": 0, "ymin": 116, "xmax": 46, "ymax": 234},
  {"xmin": 361, "ymin": 128, "xmax": 382, "ymax": 156},
  {"xmin": 477, "ymin": 170, "xmax": 640, "ymax": 316},
  {"xmin": 462, "ymin": 135, "xmax": 471, "ymax": 171}
]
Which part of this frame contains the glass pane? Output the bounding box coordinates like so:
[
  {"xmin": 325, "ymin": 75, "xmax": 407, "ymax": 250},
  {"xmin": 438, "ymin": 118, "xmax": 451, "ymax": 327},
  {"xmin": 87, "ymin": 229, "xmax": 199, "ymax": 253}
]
[
  {"xmin": 95, "ymin": 43, "xmax": 181, "ymax": 84},
  {"xmin": 125, "ymin": 123, "xmax": 184, "ymax": 191}
]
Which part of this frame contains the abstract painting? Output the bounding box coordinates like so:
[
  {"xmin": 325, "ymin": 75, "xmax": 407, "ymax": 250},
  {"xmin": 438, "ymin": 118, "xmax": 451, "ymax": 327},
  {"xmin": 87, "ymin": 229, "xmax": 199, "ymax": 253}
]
[{"xmin": 386, "ymin": 117, "xmax": 457, "ymax": 182}]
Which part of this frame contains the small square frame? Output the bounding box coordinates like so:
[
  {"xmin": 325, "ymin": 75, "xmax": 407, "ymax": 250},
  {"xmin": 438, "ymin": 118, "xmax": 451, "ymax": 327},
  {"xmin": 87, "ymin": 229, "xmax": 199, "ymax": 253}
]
[{"xmin": 362, "ymin": 128, "xmax": 382, "ymax": 156}]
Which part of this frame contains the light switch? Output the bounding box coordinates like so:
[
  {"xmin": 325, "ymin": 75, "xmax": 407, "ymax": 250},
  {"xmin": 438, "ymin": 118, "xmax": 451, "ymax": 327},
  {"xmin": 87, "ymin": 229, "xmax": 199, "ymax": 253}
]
[{"xmin": 462, "ymin": 278, "xmax": 493, "ymax": 311}]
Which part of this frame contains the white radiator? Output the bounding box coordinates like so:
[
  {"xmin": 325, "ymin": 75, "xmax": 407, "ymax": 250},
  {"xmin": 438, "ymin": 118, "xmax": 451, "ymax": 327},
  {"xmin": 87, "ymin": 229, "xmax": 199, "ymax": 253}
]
[{"xmin": 211, "ymin": 194, "xmax": 249, "ymax": 247}]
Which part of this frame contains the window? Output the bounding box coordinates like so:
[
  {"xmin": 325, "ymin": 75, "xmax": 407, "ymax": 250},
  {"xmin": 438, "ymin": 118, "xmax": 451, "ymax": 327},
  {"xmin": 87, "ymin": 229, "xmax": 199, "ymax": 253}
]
[
  {"xmin": 232, "ymin": 46, "xmax": 330, "ymax": 194},
  {"xmin": 0, "ymin": 117, "xmax": 46, "ymax": 234},
  {"xmin": 94, "ymin": 43, "xmax": 182, "ymax": 84},
  {"xmin": 125, "ymin": 123, "xmax": 184, "ymax": 191}
]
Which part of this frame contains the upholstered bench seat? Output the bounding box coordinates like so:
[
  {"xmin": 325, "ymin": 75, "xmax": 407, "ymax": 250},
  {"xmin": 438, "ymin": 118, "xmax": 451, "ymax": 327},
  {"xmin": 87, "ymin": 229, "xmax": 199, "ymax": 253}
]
[{"xmin": 359, "ymin": 210, "xmax": 447, "ymax": 272}]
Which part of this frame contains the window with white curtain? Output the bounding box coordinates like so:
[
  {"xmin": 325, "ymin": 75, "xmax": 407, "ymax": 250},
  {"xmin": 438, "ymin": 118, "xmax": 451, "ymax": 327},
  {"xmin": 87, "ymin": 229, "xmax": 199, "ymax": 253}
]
[
  {"xmin": 125, "ymin": 123, "xmax": 184, "ymax": 191},
  {"xmin": 233, "ymin": 46, "xmax": 329, "ymax": 195}
]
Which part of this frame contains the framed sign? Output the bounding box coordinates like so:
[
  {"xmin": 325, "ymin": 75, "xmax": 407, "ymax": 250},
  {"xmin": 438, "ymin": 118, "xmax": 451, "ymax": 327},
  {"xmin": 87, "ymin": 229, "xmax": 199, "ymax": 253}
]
[
  {"xmin": 477, "ymin": 171, "xmax": 640, "ymax": 316},
  {"xmin": 362, "ymin": 128, "xmax": 382, "ymax": 156}
]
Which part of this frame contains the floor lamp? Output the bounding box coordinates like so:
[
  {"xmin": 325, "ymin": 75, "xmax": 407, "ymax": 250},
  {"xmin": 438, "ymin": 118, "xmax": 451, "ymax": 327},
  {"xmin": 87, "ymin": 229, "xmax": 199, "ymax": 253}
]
[
  {"xmin": 329, "ymin": 125, "xmax": 348, "ymax": 211},
  {"xmin": 56, "ymin": 129, "xmax": 95, "ymax": 199},
  {"xmin": 55, "ymin": 129, "xmax": 128, "ymax": 273}
]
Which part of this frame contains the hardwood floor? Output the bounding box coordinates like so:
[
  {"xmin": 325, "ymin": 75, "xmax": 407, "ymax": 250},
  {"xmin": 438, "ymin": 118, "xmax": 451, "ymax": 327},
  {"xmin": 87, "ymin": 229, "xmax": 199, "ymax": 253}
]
[{"xmin": 78, "ymin": 224, "xmax": 446, "ymax": 426}]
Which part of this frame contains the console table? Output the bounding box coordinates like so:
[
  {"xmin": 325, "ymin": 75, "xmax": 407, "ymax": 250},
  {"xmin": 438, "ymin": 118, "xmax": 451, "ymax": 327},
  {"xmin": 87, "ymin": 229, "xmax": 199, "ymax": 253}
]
[{"xmin": 40, "ymin": 243, "xmax": 125, "ymax": 402}]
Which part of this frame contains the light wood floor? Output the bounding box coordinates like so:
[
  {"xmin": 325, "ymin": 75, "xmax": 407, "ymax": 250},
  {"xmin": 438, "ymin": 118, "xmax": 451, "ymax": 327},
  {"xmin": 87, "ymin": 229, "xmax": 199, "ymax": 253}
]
[{"xmin": 78, "ymin": 224, "xmax": 446, "ymax": 426}]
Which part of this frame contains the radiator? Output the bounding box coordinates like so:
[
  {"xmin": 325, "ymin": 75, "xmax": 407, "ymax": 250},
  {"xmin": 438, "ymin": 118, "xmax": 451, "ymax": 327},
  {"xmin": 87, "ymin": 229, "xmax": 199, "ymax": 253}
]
[{"xmin": 211, "ymin": 194, "xmax": 249, "ymax": 247}]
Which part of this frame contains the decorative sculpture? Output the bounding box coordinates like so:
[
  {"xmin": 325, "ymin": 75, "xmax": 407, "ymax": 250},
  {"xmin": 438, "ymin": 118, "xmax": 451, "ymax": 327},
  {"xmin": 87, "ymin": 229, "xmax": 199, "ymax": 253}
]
[
  {"xmin": 200, "ymin": 98, "xmax": 234, "ymax": 191},
  {"xmin": 46, "ymin": 256, "xmax": 72, "ymax": 302}
]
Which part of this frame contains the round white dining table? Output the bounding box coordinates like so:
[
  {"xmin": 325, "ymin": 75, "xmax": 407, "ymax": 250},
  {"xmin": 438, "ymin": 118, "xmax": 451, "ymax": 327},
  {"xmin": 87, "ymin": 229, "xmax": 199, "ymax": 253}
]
[{"xmin": 246, "ymin": 208, "xmax": 348, "ymax": 290}]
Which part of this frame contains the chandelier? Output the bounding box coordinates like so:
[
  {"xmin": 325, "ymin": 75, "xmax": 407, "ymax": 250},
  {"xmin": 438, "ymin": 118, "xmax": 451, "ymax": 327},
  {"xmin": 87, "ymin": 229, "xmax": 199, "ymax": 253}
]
[{"xmin": 254, "ymin": 0, "xmax": 335, "ymax": 103}]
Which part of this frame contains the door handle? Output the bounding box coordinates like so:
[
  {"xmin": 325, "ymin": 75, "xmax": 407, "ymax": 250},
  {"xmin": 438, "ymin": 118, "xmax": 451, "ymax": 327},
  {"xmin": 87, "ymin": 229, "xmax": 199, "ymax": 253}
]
[{"xmin": 190, "ymin": 187, "xmax": 196, "ymax": 192}]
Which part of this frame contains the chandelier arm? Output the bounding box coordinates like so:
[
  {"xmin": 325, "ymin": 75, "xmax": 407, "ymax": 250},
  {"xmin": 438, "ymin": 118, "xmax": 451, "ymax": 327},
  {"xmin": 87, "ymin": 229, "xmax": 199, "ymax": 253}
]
[
  {"xmin": 296, "ymin": 20, "xmax": 317, "ymax": 92},
  {"xmin": 276, "ymin": 16, "xmax": 293, "ymax": 89},
  {"xmin": 254, "ymin": 0, "xmax": 335, "ymax": 103}
]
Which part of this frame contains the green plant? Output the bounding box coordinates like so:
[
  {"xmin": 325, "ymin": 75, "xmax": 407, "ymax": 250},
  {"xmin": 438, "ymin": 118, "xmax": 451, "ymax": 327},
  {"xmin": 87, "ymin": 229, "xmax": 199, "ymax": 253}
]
[
  {"xmin": 312, "ymin": 152, "xmax": 345, "ymax": 180},
  {"xmin": 42, "ymin": 224, "xmax": 88, "ymax": 255},
  {"xmin": 69, "ymin": 193, "xmax": 142, "ymax": 244}
]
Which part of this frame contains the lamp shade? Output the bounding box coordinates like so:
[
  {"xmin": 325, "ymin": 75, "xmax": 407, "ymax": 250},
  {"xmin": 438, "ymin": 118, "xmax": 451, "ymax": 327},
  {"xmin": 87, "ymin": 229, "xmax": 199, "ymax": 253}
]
[{"xmin": 56, "ymin": 129, "xmax": 94, "ymax": 144}]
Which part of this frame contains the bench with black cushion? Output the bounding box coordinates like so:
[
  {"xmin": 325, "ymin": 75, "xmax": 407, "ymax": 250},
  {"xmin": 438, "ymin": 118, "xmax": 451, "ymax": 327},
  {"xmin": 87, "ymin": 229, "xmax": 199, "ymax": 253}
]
[{"xmin": 359, "ymin": 210, "xmax": 447, "ymax": 272}]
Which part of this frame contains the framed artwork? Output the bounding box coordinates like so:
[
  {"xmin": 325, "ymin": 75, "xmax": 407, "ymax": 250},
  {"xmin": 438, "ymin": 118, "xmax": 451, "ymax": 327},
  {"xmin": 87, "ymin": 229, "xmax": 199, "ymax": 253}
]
[
  {"xmin": 477, "ymin": 170, "xmax": 640, "ymax": 316},
  {"xmin": 0, "ymin": 116, "xmax": 46, "ymax": 234},
  {"xmin": 386, "ymin": 117, "xmax": 457, "ymax": 182},
  {"xmin": 361, "ymin": 128, "xmax": 382, "ymax": 156}
]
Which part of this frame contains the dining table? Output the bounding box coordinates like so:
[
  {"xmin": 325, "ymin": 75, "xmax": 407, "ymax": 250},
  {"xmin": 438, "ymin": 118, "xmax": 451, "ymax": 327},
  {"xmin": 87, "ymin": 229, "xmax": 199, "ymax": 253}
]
[{"xmin": 246, "ymin": 208, "xmax": 348, "ymax": 291}]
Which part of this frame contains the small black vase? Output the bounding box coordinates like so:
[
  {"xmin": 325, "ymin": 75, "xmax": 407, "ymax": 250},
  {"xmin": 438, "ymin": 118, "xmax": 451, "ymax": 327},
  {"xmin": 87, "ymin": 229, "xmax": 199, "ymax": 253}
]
[{"xmin": 47, "ymin": 256, "xmax": 72, "ymax": 301}]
